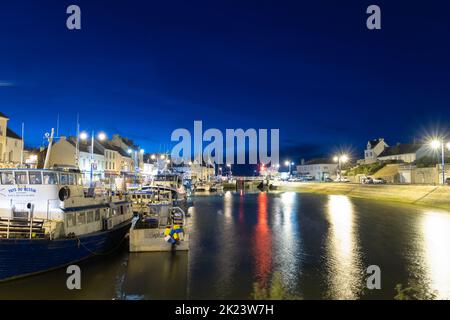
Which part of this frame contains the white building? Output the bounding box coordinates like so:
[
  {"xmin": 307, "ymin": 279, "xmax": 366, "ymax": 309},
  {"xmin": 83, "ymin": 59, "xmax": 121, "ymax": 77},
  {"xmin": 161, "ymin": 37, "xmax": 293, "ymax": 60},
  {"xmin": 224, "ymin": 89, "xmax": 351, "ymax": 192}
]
[
  {"xmin": 377, "ymin": 143, "xmax": 427, "ymax": 163},
  {"xmin": 296, "ymin": 158, "xmax": 338, "ymax": 181},
  {"xmin": 110, "ymin": 135, "xmax": 140, "ymax": 173},
  {"xmin": 49, "ymin": 136, "xmax": 107, "ymax": 182},
  {"xmin": 363, "ymin": 138, "xmax": 388, "ymax": 164},
  {"xmin": 0, "ymin": 112, "xmax": 24, "ymax": 168}
]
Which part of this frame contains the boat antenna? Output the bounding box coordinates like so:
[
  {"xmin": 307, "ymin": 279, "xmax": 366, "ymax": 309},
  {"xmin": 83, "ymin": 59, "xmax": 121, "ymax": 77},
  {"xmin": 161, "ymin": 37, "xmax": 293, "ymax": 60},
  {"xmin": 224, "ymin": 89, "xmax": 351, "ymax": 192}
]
[
  {"xmin": 20, "ymin": 122, "xmax": 24, "ymax": 166},
  {"xmin": 75, "ymin": 113, "xmax": 80, "ymax": 164},
  {"xmin": 56, "ymin": 113, "xmax": 60, "ymax": 137},
  {"xmin": 43, "ymin": 128, "xmax": 55, "ymax": 169}
]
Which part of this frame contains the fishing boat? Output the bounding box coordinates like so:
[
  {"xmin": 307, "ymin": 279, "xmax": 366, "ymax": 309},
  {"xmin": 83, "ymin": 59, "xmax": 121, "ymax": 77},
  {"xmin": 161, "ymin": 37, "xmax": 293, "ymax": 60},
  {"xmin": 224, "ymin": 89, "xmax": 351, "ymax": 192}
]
[
  {"xmin": 0, "ymin": 167, "xmax": 133, "ymax": 281},
  {"xmin": 194, "ymin": 180, "xmax": 211, "ymax": 192},
  {"xmin": 147, "ymin": 174, "xmax": 187, "ymax": 205},
  {"xmin": 209, "ymin": 182, "xmax": 224, "ymax": 192},
  {"xmin": 0, "ymin": 129, "xmax": 133, "ymax": 282},
  {"xmin": 129, "ymin": 205, "xmax": 192, "ymax": 252}
]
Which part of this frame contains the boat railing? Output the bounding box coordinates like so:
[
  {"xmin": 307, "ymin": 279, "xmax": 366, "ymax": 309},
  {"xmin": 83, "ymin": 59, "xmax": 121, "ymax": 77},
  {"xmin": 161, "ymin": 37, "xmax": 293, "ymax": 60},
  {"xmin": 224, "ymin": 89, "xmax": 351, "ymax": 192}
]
[{"xmin": 0, "ymin": 216, "xmax": 46, "ymax": 239}]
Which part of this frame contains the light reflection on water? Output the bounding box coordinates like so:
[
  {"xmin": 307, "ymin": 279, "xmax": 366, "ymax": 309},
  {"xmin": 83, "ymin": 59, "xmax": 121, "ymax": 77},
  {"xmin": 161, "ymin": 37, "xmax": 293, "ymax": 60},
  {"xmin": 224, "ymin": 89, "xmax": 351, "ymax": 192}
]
[
  {"xmin": 420, "ymin": 211, "xmax": 450, "ymax": 299},
  {"xmin": 1, "ymin": 192, "xmax": 450, "ymax": 300},
  {"xmin": 324, "ymin": 195, "xmax": 363, "ymax": 299}
]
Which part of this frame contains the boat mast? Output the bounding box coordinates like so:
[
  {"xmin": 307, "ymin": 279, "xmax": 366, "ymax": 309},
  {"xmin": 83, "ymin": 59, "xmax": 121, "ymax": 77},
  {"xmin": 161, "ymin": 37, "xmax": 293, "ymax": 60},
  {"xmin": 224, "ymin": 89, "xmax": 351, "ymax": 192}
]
[
  {"xmin": 20, "ymin": 122, "xmax": 24, "ymax": 166},
  {"xmin": 43, "ymin": 128, "xmax": 55, "ymax": 169}
]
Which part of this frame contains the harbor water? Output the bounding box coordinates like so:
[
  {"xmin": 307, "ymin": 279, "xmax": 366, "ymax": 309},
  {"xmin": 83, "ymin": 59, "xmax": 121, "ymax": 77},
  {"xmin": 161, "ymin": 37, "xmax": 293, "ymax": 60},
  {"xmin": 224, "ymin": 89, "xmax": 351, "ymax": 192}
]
[{"xmin": 0, "ymin": 191, "xmax": 449, "ymax": 300}]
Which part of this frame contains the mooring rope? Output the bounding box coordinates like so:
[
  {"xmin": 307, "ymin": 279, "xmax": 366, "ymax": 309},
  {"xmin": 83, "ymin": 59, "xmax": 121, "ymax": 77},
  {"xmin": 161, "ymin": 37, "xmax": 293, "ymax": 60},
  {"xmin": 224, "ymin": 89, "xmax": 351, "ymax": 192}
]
[{"xmin": 76, "ymin": 233, "xmax": 127, "ymax": 256}]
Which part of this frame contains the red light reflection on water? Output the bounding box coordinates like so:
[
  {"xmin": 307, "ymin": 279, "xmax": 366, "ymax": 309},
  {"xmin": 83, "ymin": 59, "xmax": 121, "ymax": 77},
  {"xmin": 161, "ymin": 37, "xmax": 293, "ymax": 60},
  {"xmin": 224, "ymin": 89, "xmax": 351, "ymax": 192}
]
[{"xmin": 253, "ymin": 192, "xmax": 272, "ymax": 286}]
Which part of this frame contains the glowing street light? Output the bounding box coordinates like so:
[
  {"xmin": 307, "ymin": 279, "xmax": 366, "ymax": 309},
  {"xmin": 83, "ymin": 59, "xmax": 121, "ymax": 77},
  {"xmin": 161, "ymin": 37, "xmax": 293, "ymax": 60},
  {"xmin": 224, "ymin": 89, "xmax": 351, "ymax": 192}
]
[
  {"xmin": 127, "ymin": 149, "xmax": 132, "ymax": 154},
  {"xmin": 334, "ymin": 154, "xmax": 349, "ymax": 181},
  {"xmin": 431, "ymin": 139, "xmax": 441, "ymax": 150},
  {"xmin": 140, "ymin": 149, "xmax": 145, "ymax": 154},
  {"xmin": 285, "ymin": 160, "xmax": 294, "ymax": 177},
  {"xmin": 79, "ymin": 131, "xmax": 88, "ymax": 140},
  {"xmin": 429, "ymin": 138, "xmax": 447, "ymax": 185},
  {"xmin": 79, "ymin": 130, "xmax": 107, "ymax": 187},
  {"xmin": 97, "ymin": 132, "xmax": 107, "ymax": 141},
  {"xmin": 151, "ymin": 154, "xmax": 156, "ymax": 160}
]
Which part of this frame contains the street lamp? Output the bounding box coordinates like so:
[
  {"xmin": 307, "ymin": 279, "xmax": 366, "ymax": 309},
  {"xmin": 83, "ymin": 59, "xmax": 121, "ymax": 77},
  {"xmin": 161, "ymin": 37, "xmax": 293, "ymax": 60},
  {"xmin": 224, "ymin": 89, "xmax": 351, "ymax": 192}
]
[
  {"xmin": 285, "ymin": 160, "xmax": 294, "ymax": 177},
  {"xmin": 430, "ymin": 138, "xmax": 447, "ymax": 185},
  {"xmin": 80, "ymin": 130, "xmax": 107, "ymax": 187},
  {"xmin": 334, "ymin": 154, "xmax": 348, "ymax": 181},
  {"xmin": 227, "ymin": 163, "xmax": 232, "ymax": 177}
]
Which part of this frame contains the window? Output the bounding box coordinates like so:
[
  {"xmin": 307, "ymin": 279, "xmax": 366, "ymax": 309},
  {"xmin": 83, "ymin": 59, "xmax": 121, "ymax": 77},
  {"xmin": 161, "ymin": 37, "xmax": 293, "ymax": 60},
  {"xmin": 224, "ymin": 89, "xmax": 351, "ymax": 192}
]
[
  {"xmin": 60, "ymin": 173, "xmax": 68, "ymax": 185},
  {"xmin": 15, "ymin": 171, "xmax": 28, "ymax": 184},
  {"xmin": 95, "ymin": 209, "xmax": 101, "ymax": 221},
  {"xmin": 29, "ymin": 171, "xmax": 42, "ymax": 184},
  {"xmin": 43, "ymin": 172, "xmax": 58, "ymax": 184},
  {"xmin": 87, "ymin": 211, "xmax": 94, "ymax": 223},
  {"xmin": 77, "ymin": 212, "xmax": 86, "ymax": 225},
  {"xmin": 68, "ymin": 174, "xmax": 75, "ymax": 185},
  {"xmin": 0, "ymin": 171, "xmax": 14, "ymax": 185},
  {"xmin": 120, "ymin": 206, "xmax": 124, "ymax": 215},
  {"xmin": 67, "ymin": 213, "xmax": 76, "ymax": 227}
]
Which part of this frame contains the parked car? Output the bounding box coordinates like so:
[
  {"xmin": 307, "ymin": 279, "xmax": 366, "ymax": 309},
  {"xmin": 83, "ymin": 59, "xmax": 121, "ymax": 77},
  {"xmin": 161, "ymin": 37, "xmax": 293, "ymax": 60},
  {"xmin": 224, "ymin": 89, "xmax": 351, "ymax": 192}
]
[
  {"xmin": 361, "ymin": 176, "xmax": 373, "ymax": 184},
  {"xmin": 335, "ymin": 177, "xmax": 350, "ymax": 183},
  {"xmin": 372, "ymin": 177, "xmax": 387, "ymax": 184},
  {"xmin": 324, "ymin": 177, "xmax": 333, "ymax": 182}
]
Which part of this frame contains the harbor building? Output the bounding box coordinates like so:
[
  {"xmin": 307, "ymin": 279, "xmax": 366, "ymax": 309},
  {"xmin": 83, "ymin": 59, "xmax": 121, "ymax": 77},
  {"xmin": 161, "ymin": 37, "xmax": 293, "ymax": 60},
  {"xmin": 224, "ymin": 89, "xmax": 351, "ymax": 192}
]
[
  {"xmin": 362, "ymin": 138, "xmax": 388, "ymax": 164},
  {"xmin": 296, "ymin": 158, "xmax": 338, "ymax": 181},
  {"xmin": 0, "ymin": 112, "xmax": 24, "ymax": 168},
  {"xmin": 377, "ymin": 143, "xmax": 427, "ymax": 163},
  {"xmin": 48, "ymin": 135, "xmax": 135, "ymax": 184}
]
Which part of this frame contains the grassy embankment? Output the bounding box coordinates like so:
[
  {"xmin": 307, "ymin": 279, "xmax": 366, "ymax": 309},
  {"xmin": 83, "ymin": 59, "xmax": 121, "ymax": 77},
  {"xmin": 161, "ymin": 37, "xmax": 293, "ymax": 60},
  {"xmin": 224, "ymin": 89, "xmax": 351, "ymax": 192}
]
[{"xmin": 279, "ymin": 182, "xmax": 450, "ymax": 210}]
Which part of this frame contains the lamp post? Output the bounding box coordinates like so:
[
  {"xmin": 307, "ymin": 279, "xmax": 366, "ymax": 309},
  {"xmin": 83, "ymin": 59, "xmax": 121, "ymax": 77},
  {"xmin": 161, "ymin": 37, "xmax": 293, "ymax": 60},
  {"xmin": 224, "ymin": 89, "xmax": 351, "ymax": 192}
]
[
  {"xmin": 80, "ymin": 130, "xmax": 106, "ymax": 187},
  {"xmin": 227, "ymin": 163, "xmax": 232, "ymax": 178},
  {"xmin": 333, "ymin": 154, "xmax": 348, "ymax": 181},
  {"xmin": 430, "ymin": 139, "xmax": 448, "ymax": 185},
  {"xmin": 285, "ymin": 160, "xmax": 294, "ymax": 177}
]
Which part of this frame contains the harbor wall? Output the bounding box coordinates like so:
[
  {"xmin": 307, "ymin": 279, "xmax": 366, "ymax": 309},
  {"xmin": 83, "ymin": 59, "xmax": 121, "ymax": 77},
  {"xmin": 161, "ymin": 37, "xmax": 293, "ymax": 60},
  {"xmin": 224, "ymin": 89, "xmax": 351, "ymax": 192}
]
[{"xmin": 278, "ymin": 182, "xmax": 450, "ymax": 210}]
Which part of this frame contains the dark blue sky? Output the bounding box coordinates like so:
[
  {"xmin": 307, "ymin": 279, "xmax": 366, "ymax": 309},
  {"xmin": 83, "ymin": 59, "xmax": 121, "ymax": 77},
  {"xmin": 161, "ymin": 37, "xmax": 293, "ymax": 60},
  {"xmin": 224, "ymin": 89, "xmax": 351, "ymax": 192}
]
[{"xmin": 1, "ymin": 0, "xmax": 450, "ymax": 163}]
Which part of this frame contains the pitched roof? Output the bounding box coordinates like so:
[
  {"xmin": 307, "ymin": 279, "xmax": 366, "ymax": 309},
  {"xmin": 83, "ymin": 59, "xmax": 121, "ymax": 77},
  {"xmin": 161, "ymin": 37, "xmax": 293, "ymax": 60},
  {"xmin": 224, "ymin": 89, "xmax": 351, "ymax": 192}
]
[
  {"xmin": 6, "ymin": 128, "xmax": 21, "ymax": 140},
  {"xmin": 66, "ymin": 137, "xmax": 104, "ymax": 155},
  {"xmin": 368, "ymin": 138, "xmax": 384, "ymax": 149},
  {"xmin": 378, "ymin": 144, "xmax": 423, "ymax": 157},
  {"xmin": 98, "ymin": 140, "xmax": 131, "ymax": 158},
  {"xmin": 0, "ymin": 111, "xmax": 9, "ymax": 119},
  {"xmin": 302, "ymin": 158, "xmax": 336, "ymax": 165}
]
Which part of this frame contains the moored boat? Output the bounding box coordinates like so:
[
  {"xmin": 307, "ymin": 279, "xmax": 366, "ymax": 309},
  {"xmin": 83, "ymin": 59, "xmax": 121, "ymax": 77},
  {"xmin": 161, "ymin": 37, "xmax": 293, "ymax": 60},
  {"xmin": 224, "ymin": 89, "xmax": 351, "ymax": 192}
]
[{"xmin": 0, "ymin": 167, "xmax": 133, "ymax": 282}]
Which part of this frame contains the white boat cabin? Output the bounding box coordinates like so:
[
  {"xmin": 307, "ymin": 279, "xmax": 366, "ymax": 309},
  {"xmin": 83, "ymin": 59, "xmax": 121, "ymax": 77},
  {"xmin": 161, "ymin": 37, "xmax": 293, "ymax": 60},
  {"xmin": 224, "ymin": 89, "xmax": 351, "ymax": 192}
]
[{"xmin": 0, "ymin": 168, "xmax": 132, "ymax": 239}]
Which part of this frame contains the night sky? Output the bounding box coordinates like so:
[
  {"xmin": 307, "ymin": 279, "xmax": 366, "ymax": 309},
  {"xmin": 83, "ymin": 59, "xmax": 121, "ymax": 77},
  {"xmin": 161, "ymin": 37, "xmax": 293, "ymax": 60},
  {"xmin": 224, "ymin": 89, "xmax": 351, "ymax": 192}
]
[{"xmin": 1, "ymin": 0, "xmax": 450, "ymax": 166}]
